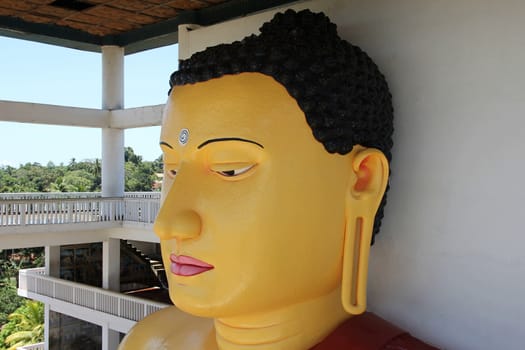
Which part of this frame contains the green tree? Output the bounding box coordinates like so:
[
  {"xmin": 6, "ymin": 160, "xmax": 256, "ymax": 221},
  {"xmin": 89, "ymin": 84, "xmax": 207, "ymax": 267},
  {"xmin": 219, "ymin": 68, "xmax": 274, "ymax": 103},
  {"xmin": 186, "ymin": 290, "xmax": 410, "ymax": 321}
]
[
  {"xmin": 0, "ymin": 321, "xmax": 16, "ymax": 350},
  {"xmin": 125, "ymin": 162, "xmax": 156, "ymax": 191},
  {"xmin": 125, "ymin": 147, "xmax": 142, "ymax": 165},
  {"xmin": 1, "ymin": 301, "xmax": 44, "ymax": 350},
  {"xmin": 0, "ymin": 147, "xmax": 159, "ymax": 193},
  {"xmin": 152, "ymin": 155, "xmax": 163, "ymax": 173},
  {"xmin": 124, "ymin": 148, "xmax": 161, "ymax": 192},
  {"xmin": 60, "ymin": 169, "xmax": 96, "ymax": 192},
  {"xmin": 0, "ymin": 166, "xmax": 18, "ymax": 193},
  {"xmin": 0, "ymin": 248, "xmax": 44, "ymax": 328},
  {"xmin": 0, "ymin": 280, "xmax": 24, "ymax": 326}
]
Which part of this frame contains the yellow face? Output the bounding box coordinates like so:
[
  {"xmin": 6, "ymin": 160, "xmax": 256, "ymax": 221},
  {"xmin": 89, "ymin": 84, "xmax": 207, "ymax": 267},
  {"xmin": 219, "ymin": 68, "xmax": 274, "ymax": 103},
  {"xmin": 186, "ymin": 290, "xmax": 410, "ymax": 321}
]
[{"xmin": 155, "ymin": 72, "xmax": 353, "ymax": 318}]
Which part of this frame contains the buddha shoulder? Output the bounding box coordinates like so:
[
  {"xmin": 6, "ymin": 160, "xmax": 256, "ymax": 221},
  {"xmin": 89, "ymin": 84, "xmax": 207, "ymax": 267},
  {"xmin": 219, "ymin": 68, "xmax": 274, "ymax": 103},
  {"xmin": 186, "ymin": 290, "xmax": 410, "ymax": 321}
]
[{"xmin": 119, "ymin": 306, "xmax": 216, "ymax": 350}]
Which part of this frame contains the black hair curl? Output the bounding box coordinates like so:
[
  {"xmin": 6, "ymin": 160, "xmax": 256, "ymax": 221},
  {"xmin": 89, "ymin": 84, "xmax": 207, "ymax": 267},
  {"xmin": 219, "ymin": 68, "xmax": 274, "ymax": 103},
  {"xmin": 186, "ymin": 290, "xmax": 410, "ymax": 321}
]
[{"xmin": 169, "ymin": 9, "xmax": 393, "ymax": 243}]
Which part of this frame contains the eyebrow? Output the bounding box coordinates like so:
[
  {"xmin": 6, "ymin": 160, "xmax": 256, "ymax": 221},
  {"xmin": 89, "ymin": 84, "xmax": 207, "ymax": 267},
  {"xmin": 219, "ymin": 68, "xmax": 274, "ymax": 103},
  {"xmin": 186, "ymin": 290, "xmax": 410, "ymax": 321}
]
[
  {"xmin": 159, "ymin": 141, "xmax": 173, "ymax": 149},
  {"xmin": 198, "ymin": 138, "xmax": 264, "ymax": 149}
]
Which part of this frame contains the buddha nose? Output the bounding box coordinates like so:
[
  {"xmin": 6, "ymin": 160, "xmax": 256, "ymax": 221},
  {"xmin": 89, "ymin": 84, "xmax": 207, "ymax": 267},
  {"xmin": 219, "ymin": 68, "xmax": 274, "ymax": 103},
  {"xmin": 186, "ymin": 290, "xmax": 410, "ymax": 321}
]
[
  {"xmin": 155, "ymin": 207, "xmax": 202, "ymax": 241},
  {"xmin": 153, "ymin": 173, "xmax": 202, "ymax": 241}
]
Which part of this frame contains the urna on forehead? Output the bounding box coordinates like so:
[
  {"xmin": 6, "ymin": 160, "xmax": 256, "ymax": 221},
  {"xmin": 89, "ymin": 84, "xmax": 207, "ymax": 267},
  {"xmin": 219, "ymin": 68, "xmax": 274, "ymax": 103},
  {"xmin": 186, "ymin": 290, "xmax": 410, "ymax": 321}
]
[
  {"xmin": 178, "ymin": 128, "xmax": 189, "ymax": 146},
  {"xmin": 163, "ymin": 72, "xmax": 314, "ymax": 150}
]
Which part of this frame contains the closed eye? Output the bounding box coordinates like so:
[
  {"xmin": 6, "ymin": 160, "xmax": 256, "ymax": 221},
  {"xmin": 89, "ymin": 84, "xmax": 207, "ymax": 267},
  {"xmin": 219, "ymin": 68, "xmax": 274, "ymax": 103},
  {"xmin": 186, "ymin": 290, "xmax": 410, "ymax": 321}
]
[
  {"xmin": 215, "ymin": 165, "xmax": 254, "ymax": 177},
  {"xmin": 167, "ymin": 169, "xmax": 177, "ymax": 179}
]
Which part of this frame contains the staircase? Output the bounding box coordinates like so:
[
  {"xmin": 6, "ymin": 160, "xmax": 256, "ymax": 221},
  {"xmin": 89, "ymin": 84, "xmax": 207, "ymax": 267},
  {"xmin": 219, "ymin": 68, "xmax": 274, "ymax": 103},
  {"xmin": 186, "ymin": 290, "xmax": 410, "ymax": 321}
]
[{"xmin": 120, "ymin": 241, "xmax": 168, "ymax": 291}]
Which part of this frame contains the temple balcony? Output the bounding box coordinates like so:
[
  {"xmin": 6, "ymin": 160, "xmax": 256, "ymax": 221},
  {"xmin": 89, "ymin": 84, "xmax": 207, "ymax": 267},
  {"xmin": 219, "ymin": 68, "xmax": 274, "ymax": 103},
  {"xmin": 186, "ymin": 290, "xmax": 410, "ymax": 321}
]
[
  {"xmin": 0, "ymin": 192, "xmax": 161, "ymax": 249},
  {"xmin": 6, "ymin": 192, "xmax": 170, "ymax": 350},
  {"xmin": 18, "ymin": 268, "xmax": 169, "ymax": 335}
]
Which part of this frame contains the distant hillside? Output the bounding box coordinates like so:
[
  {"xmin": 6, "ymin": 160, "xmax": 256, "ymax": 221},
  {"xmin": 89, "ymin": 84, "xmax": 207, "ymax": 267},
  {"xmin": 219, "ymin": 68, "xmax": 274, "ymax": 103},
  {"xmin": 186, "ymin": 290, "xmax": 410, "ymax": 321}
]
[{"xmin": 0, "ymin": 147, "xmax": 162, "ymax": 193}]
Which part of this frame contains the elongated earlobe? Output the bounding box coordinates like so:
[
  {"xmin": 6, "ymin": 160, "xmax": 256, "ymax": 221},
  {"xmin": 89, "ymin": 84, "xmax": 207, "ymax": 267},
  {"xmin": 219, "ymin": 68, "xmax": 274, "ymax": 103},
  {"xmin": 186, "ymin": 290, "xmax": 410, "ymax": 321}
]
[{"xmin": 341, "ymin": 148, "xmax": 389, "ymax": 314}]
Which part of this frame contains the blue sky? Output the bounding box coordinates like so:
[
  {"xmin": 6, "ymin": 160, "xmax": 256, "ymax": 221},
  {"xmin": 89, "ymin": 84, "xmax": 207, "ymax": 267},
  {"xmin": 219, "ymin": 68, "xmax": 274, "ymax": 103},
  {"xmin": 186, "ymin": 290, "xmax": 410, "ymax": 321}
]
[{"xmin": 0, "ymin": 36, "xmax": 179, "ymax": 166}]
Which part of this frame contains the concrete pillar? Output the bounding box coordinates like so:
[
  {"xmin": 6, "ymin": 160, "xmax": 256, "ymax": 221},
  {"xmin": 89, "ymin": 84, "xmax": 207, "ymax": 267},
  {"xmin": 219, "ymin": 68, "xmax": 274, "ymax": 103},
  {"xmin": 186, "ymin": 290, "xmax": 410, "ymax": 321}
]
[
  {"xmin": 101, "ymin": 128, "xmax": 125, "ymax": 197},
  {"xmin": 44, "ymin": 246, "xmax": 60, "ymax": 350},
  {"xmin": 101, "ymin": 46, "xmax": 124, "ymax": 350},
  {"xmin": 101, "ymin": 46, "xmax": 125, "ymax": 198},
  {"xmin": 44, "ymin": 304, "xmax": 51, "ymax": 350},
  {"xmin": 102, "ymin": 238, "xmax": 120, "ymax": 291},
  {"xmin": 102, "ymin": 238, "xmax": 120, "ymax": 350},
  {"xmin": 45, "ymin": 245, "xmax": 60, "ymax": 278},
  {"xmin": 102, "ymin": 323, "xmax": 120, "ymax": 350}
]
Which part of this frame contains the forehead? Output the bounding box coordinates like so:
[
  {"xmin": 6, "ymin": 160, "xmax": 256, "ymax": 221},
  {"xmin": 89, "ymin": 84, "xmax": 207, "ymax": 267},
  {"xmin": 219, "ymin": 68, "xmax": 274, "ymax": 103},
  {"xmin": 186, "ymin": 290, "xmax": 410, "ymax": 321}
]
[{"xmin": 160, "ymin": 72, "xmax": 309, "ymax": 151}]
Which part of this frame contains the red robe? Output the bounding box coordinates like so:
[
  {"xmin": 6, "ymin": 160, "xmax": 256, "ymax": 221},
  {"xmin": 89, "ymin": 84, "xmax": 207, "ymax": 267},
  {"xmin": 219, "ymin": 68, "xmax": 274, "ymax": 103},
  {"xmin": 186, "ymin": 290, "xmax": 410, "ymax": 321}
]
[{"xmin": 310, "ymin": 312, "xmax": 439, "ymax": 350}]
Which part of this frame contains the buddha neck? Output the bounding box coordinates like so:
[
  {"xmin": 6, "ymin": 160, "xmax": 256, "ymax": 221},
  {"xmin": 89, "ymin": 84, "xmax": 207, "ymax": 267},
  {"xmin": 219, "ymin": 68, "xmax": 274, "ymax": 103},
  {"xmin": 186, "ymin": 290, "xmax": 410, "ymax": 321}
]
[{"xmin": 214, "ymin": 287, "xmax": 349, "ymax": 350}]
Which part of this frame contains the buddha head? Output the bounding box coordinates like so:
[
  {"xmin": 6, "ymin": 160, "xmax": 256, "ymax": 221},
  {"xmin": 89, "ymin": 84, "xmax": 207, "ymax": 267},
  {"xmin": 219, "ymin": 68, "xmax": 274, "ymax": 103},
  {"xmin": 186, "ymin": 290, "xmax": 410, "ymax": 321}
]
[{"xmin": 154, "ymin": 9, "xmax": 393, "ymax": 320}]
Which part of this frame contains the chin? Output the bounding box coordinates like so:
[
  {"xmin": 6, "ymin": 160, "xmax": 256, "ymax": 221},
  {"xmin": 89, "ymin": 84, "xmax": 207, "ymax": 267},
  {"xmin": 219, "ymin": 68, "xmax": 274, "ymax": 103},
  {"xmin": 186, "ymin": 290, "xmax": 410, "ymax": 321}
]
[
  {"xmin": 171, "ymin": 293, "xmax": 267, "ymax": 319},
  {"xmin": 169, "ymin": 291, "xmax": 222, "ymax": 318},
  {"xmin": 174, "ymin": 301, "xmax": 229, "ymax": 319}
]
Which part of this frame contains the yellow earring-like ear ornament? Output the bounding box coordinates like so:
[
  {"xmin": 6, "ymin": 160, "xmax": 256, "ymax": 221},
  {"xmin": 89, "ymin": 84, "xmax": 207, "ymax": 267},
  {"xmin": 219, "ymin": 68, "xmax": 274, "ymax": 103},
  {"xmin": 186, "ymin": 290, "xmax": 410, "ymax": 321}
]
[{"xmin": 341, "ymin": 147, "xmax": 389, "ymax": 315}]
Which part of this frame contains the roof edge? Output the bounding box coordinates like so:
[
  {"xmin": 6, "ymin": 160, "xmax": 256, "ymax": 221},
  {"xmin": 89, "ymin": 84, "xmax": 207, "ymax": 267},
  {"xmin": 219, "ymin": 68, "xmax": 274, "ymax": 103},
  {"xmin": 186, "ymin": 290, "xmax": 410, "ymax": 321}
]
[
  {"xmin": 0, "ymin": 0, "xmax": 300, "ymax": 54},
  {"xmin": 0, "ymin": 15, "xmax": 102, "ymax": 52}
]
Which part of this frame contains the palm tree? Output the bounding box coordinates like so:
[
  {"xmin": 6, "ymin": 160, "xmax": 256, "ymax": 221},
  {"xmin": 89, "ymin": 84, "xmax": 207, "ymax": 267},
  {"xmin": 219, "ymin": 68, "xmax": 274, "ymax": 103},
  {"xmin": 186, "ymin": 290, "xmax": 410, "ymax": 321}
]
[{"xmin": 4, "ymin": 301, "xmax": 44, "ymax": 350}]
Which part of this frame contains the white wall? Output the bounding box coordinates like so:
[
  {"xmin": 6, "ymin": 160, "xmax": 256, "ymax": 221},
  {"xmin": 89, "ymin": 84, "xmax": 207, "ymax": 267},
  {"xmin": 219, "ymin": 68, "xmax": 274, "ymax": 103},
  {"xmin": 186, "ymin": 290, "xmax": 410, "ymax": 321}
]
[
  {"xmin": 332, "ymin": 2, "xmax": 525, "ymax": 350},
  {"xmin": 181, "ymin": 1, "xmax": 525, "ymax": 349}
]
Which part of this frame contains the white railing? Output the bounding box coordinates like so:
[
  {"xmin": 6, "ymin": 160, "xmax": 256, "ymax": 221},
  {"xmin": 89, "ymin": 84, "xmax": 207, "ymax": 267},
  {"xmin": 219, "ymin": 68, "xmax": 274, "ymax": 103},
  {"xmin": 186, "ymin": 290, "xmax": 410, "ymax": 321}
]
[
  {"xmin": 124, "ymin": 192, "xmax": 161, "ymax": 199},
  {"xmin": 0, "ymin": 197, "xmax": 124, "ymax": 226},
  {"xmin": 0, "ymin": 193, "xmax": 160, "ymax": 227},
  {"xmin": 123, "ymin": 197, "xmax": 159, "ymax": 224},
  {"xmin": 0, "ymin": 191, "xmax": 160, "ymax": 200},
  {"xmin": 19, "ymin": 268, "xmax": 168, "ymax": 322},
  {"xmin": 17, "ymin": 342, "xmax": 44, "ymax": 350},
  {"xmin": 0, "ymin": 192, "xmax": 102, "ymax": 200}
]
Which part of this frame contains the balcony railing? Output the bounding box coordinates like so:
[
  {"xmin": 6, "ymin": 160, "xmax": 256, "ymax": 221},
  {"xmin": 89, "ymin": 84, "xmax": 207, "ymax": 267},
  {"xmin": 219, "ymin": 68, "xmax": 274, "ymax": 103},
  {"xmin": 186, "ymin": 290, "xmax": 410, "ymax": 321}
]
[
  {"xmin": 17, "ymin": 343, "xmax": 44, "ymax": 350},
  {"xmin": 0, "ymin": 192, "xmax": 160, "ymax": 227},
  {"xmin": 0, "ymin": 192, "xmax": 161, "ymax": 200},
  {"xmin": 19, "ymin": 268, "xmax": 168, "ymax": 323}
]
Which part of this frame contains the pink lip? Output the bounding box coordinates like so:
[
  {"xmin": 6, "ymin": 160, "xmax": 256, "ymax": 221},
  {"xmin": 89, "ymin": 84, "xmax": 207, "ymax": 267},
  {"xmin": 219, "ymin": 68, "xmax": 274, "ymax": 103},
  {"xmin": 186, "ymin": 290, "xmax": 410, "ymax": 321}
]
[{"xmin": 169, "ymin": 254, "xmax": 214, "ymax": 276}]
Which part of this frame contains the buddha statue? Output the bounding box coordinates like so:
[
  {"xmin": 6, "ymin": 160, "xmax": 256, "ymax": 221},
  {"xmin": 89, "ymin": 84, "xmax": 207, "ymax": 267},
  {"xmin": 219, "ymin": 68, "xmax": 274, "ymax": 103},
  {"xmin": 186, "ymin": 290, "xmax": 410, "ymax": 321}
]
[{"xmin": 119, "ymin": 9, "xmax": 437, "ymax": 350}]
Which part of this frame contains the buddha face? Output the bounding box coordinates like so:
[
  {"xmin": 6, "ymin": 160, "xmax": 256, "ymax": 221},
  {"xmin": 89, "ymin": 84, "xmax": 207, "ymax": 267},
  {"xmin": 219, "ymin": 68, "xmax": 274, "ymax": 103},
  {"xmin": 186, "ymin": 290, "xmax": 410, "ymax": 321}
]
[{"xmin": 155, "ymin": 72, "xmax": 353, "ymax": 318}]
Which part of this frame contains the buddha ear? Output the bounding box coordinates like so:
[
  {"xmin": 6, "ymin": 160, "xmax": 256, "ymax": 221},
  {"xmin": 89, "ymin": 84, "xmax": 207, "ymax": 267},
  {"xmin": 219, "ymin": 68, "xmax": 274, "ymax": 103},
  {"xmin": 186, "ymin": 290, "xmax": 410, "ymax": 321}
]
[{"xmin": 341, "ymin": 147, "xmax": 389, "ymax": 315}]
